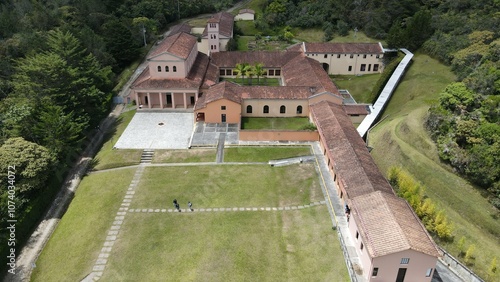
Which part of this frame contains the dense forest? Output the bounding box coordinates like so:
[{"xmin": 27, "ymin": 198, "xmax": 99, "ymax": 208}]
[
  {"xmin": 257, "ymin": 0, "xmax": 499, "ymax": 207},
  {"xmin": 0, "ymin": 0, "xmax": 236, "ymax": 275}
]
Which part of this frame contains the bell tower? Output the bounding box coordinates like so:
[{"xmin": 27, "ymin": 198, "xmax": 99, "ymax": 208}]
[{"xmin": 207, "ymin": 18, "xmax": 219, "ymax": 55}]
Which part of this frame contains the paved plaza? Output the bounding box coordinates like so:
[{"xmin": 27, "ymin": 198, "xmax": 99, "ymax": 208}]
[
  {"xmin": 114, "ymin": 112, "xmax": 194, "ymax": 149},
  {"xmin": 190, "ymin": 122, "xmax": 239, "ymax": 147}
]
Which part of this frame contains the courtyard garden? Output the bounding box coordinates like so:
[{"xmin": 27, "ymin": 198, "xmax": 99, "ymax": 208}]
[{"xmin": 241, "ymin": 117, "xmax": 315, "ymax": 130}]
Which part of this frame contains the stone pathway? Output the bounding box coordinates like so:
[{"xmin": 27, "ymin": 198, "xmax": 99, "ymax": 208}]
[
  {"xmin": 215, "ymin": 133, "xmax": 226, "ymax": 163},
  {"xmin": 311, "ymin": 142, "xmax": 364, "ymax": 281},
  {"xmin": 127, "ymin": 201, "xmax": 326, "ymax": 213},
  {"xmin": 83, "ymin": 165, "xmax": 146, "ymax": 282}
]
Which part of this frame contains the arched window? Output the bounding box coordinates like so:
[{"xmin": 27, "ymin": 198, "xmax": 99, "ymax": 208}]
[
  {"xmin": 263, "ymin": 105, "xmax": 269, "ymax": 114},
  {"xmin": 296, "ymin": 105, "xmax": 303, "ymax": 114},
  {"xmin": 173, "ymin": 66, "xmax": 177, "ymax": 72},
  {"xmin": 157, "ymin": 66, "xmax": 162, "ymax": 72},
  {"xmin": 280, "ymin": 105, "xmax": 286, "ymax": 114},
  {"xmin": 165, "ymin": 66, "xmax": 169, "ymax": 72},
  {"xmin": 246, "ymin": 105, "xmax": 252, "ymax": 114}
]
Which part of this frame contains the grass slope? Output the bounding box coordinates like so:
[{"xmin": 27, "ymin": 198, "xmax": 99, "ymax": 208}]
[
  {"xmin": 332, "ymin": 74, "xmax": 381, "ymax": 103},
  {"xmin": 31, "ymin": 169, "xmax": 136, "ymax": 281},
  {"xmin": 368, "ymin": 53, "xmax": 499, "ymax": 280},
  {"xmin": 92, "ymin": 110, "xmax": 142, "ymax": 170}
]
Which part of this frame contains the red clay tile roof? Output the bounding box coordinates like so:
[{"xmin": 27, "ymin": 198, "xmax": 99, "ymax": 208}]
[
  {"xmin": 282, "ymin": 55, "xmax": 340, "ymax": 95},
  {"xmin": 239, "ymin": 86, "xmax": 314, "ymax": 99},
  {"xmin": 132, "ymin": 53, "xmax": 209, "ymax": 90},
  {"xmin": 210, "ymin": 51, "xmax": 301, "ymax": 68},
  {"xmin": 202, "ymin": 12, "xmax": 234, "ymax": 38},
  {"xmin": 302, "ymin": 42, "xmax": 384, "ymax": 54},
  {"xmin": 195, "ymin": 81, "xmax": 242, "ymax": 110},
  {"xmin": 310, "ymin": 100, "xmax": 395, "ymax": 198},
  {"xmin": 343, "ymin": 104, "xmax": 369, "ymax": 115},
  {"xmin": 201, "ymin": 62, "xmax": 219, "ymax": 89},
  {"xmin": 210, "ymin": 51, "xmax": 341, "ymax": 98},
  {"xmin": 148, "ymin": 32, "xmax": 197, "ymax": 60},
  {"xmin": 238, "ymin": 9, "xmax": 255, "ymax": 14},
  {"xmin": 351, "ymin": 191, "xmax": 441, "ymax": 258},
  {"xmin": 168, "ymin": 23, "xmax": 192, "ymax": 36},
  {"xmin": 195, "ymin": 83, "xmax": 314, "ymax": 110}
]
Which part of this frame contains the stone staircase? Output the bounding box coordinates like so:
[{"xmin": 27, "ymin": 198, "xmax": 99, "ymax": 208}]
[{"xmin": 140, "ymin": 149, "xmax": 155, "ymax": 164}]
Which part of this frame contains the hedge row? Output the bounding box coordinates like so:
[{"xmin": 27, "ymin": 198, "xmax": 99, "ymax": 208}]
[{"xmin": 369, "ymin": 52, "xmax": 405, "ymax": 104}]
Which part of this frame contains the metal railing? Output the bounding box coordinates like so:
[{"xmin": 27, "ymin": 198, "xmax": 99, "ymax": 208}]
[{"xmin": 439, "ymin": 247, "xmax": 484, "ymax": 282}]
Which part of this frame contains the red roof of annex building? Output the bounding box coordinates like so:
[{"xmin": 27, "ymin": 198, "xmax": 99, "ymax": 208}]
[
  {"xmin": 351, "ymin": 191, "xmax": 441, "ymax": 258},
  {"xmin": 310, "ymin": 100, "xmax": 394, "ymax": 198},
  {"xmin": 289, "ymin": 42, "xmax": 384, "ymax": 54},
  {"xmin": 148, "ymin": 32, "xmax": 197, "ymax": 60}
]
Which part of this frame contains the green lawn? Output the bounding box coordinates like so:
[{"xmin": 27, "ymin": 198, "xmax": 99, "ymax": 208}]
[
  {"xmin": 31, "ymin": 169, "xmax": 136, "ymax": 282},
  {"xmin": 224, "ymin": 146, "xmax": 311, "ymax": 162},
  {"xmin": 332, "ymin": 74, "xmax": 381, "ymax": 104},
  {"xmin": 237, "ymin": 35, "xmax": 251, "ymax": 50},
  {"xmin": 368, "ymin": 53, "xmax": 500, "ymax": 281},
  {"xmin": 131, "ymin": 164, "xmax": 322, "ymax": 208},
  {"xmin": 236, "ymin": 20, "xmax": 259, "ymax": 36},
  {"xmin": 294, "ymin": 28, "xmax": 385, "ymax": 44},
  {"xmin": 152, "ymin": 149, "xmax": 216, "ymax": 163},
  {"xmin": 186, "ymin": 17, "xmax": 209, "ymax": 28},
  {"xmin": 241, "ymin": 117, "xmax": 312, "ymax": 130},
  {"xmin": 92, "ymin": 110, "xmax": 142, "ymax": 170},
  {"xmin": 221, "ymin": 77, "xmax": 280, "ymax": 86},
  {"xmin": 245, "ymin": 0, "xmax": 267, "ymax": 15},
  {"xmin": 100, "ymin": 207, "xmax": 348, "ymax": 281}
]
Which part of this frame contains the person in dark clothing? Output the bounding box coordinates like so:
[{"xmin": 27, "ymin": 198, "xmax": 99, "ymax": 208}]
[{"xmin": 188, "ymin": 201, "xmax": 193, "ymax": 211}]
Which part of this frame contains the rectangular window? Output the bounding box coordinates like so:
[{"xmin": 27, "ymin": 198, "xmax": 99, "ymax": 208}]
[
  {"xmin": 373, "ymin": 64, "xmax": 379, "ymax": 71},
  {"xmin": 268, "ymin": 70, "xmax": 274, "ymax": 76},
  {"xmin": 360, "ymin": 64, "xmax": 366, "ymax": 71},
  {"xmin": 376, "ymin": 54, "xmax": 380, "ymax": 58},
  {"xmin": 368, "ymin": 64, "xmax": 371, "ymax": 71},
  {"xmin": 226, "ymin": 69, "xmax": 233, "ymax": 76},
  {"xmin": 372, "ymin": 268, "xmax": 379, "ymax": 277},
  {"xmin": 221, "ymin": 106, "xmax": 226, "ymax": 110},
  {"xmin": 348, "ymin": 66, "xmax": 352, "ymax": 72},
  {"xmin": 324, "ymin": 54, "xmax": 327, "ymax": 58},
  {"xmin": 350, "ymin": 54, "xmax": 353, "ymax": 58},
  {"xmin": 426, "ymin": 268, "xmax": 433, "ymax": 277},
  {"xmin": 220, "ymin": 69, "xmax": 225, "ymax": 76},
  {"xmin": 337, "ymin": 54, "xmax": 341, "ymax": 58},
  {"xmin": 275, "ymin": 69, "xmax": 281, "ymax": 76},
  {"xmin": 356, "ymin": 231, "xmax": 359, "ymax": 240},
  {"xmin": 363, "ymin": 54, "xmax": 367, "ymax": 58},
  {"xmin": 360, "ymin": 242, "xmax": 364, "ymax": 251},
  {"xmin": 400, "ymin": 258, "xmax": 410, "ymax": 264}
]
